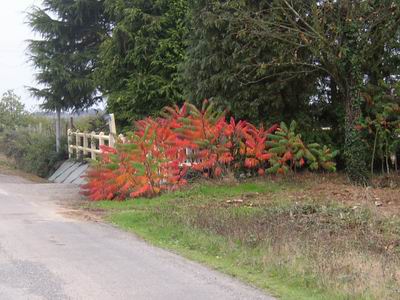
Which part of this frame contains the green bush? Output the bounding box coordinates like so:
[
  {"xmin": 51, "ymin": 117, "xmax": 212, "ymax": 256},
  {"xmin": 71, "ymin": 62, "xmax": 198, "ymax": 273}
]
[
  {"xmin": 0, "ymin": 90, "xmax": 28, "ymax": 132},
  {"xmin": 73, "ymin": 114, "xmax": 108, "ymax": 133},
  {"xmin": 0, "ymin": 129, "xmax": 67, "ymax": 177}
]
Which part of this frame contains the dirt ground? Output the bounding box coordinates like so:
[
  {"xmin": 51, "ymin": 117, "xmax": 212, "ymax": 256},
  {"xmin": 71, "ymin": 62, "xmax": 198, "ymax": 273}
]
[{"xmin": 283, "ymin": 172, "xmax": 400, "ymax": 217}]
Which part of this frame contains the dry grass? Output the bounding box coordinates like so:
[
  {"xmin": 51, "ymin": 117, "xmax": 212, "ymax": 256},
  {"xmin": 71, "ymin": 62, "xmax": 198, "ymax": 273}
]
[
  {"xmin": 175, "ymin": 196, "xmax": 399, "ymax": 298},
  {"xmin": 87, "ymin": 174, "xmax": 400, "ymax": 299}
]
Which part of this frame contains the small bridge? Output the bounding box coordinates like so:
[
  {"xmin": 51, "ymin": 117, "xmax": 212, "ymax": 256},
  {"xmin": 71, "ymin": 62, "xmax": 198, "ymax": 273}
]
[{"xmin": 49, "ymin": 114, "xmax": 123, "ymax": 185}]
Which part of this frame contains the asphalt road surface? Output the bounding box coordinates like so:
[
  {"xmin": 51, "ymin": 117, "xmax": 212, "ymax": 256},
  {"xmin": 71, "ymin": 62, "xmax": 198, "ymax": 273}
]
[{"xmin": 0, "ymin": 173, "xmax": 274, "ymax": 300}]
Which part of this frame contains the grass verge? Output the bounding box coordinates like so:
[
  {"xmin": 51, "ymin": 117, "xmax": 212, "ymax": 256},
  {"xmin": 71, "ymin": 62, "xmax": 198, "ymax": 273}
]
[
  {"xmin": 86, "ymin": 179, "xmax": 400, "ymax": 300},
  {"xmin": 0, "ymin": 153, "xmax": 48, "ymax": 182}
]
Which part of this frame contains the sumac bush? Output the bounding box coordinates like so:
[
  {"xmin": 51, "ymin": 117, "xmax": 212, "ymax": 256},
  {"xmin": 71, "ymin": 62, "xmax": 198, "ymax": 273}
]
[{"xmin": 82, "ymin": 101, "xmax": 337, "ymax": 201}]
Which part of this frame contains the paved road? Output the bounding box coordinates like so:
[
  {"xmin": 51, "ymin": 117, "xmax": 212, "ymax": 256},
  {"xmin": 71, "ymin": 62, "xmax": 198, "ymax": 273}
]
[{"xmin": 0, "ymin": 173, "xmax": 274, "ymax": 300}]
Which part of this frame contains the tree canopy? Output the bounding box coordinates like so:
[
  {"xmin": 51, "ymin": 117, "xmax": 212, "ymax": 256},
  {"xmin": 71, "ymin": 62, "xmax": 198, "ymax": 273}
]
[
  {"xmin": 28, "ymin": 0, "xmax": 107, "ymax": 151},
  {"xmin": 26, "ymin": 0, "xmax": 400, "ymax": 179},
  {"xmin": 183, "ymin": 0, "xmax": 319, "ymax": 125},
  {"xmin": 0, "ymin": 91, "xmax": 27, "ymax": 131},
  {"xmin": 184, "ymin": 0, "xmax": 400, "ymax": 182},
  {"xmin": 97, "ymin": 0, "xmax": 189, "ymax": 128},
  {"xmin": 28, "ymin": 0, "xmax": 107, "ymax": 112}
]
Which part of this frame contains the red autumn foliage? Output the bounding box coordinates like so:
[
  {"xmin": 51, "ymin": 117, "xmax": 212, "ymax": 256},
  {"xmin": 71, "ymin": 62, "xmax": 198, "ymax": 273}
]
[
  {"xmin": 175, "ymin": 101, "xmax": 233, "ymax": 177},
  {"xmin": 82, "ymin": 117, "xmax": 187, "ymax": 201},
  {"xmin": 82, "ymin": 101, "xmax": 336, "ymax": 201}
]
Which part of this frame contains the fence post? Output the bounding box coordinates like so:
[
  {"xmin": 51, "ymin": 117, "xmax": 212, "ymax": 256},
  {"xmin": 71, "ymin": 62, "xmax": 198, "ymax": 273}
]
[
  {"xmin": 109, "ymin": 113, "xmax": 117, "ymax": 147},
  {"xmin": 75, "ymin": 129, "xmax": 81, "ymax": 159},
  {"xmin": 118, "ymin": 134, "xmax": 126, "ymax": 144},
  {"xmin": 99, "ymin": 132, "xmax": 105, "ymax": 148},
  {"xmin": 67, "ymin": 129, "xmax": 73, "ymax": 159},
  {"xmin": 69, "ymin": 117, "xmax": 74, "ymax": 130},
  {"xmin": 83, "ymin": 131, "xmax": 88, "ymax": 156},
  {"xmin": 90, "ymin": 131, "xmax": 97, "ymax": 160}
]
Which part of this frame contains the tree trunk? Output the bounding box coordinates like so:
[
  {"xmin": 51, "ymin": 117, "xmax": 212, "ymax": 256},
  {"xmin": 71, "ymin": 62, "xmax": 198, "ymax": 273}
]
[
  {"xmin": 343, "ymin": 87, "xmax": 369, "ymax": 184},
  {"xmin": 55, "ymin": 108, "xmax": 61, "ymax": 153}
]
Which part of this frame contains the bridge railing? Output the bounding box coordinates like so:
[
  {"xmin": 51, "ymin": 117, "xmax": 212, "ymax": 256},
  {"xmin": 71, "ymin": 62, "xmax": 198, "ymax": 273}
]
[
  {"xmin": 67, "ymin": 114, "xmax": 200, "ymax": 165},
  {"xmin": 67, "ymin": 114, "xmax": 125, "ymax": 160}
]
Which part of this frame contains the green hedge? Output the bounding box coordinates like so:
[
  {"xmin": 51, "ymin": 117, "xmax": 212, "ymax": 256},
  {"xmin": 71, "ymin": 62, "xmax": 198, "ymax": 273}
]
[{"xmin": 0, "ymin": 130, "xmax": 67, "ymax": 178}]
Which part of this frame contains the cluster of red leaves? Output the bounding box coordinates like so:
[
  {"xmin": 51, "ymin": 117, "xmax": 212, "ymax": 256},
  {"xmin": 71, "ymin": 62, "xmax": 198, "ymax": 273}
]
[
  {"xmin": 171, "ymin": 101, "xmax": 280, "ymax": 177},
  {"xmin": 175, "ymin": 102, "xmax": 235, "ymax": 177},
  {"xmin": 82, "ymin": 101, "xmax": 335, "ymax": 201},
  {"xmin": 82, "ymin": 105, "xmax": 188, "ymax": 201}
]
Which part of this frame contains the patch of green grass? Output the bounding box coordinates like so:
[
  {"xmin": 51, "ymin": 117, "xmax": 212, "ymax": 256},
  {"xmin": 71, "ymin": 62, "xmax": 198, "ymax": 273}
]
[
  {"xmin": 88, "ymin": 180, "xmax": 400, "ymax": 300},
  {"xmin": 92, "ymin": 181, "xmax": 283, "ymax": 208},
  {"xmin": 108, "ymin": 211, "xmax": 339, "ymax": 300}
]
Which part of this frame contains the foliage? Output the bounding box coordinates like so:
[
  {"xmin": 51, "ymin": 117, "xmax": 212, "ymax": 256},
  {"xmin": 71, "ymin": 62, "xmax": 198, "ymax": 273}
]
[
  {"xmin": 0, "ymin": 91, "xmax": 61, "ymax": 178},
  {"xmin": 229, "ymin": 120, "xmax": 277, "ymax": 176},
  {"xmin": 344, "ymin": 127, "xmax": 370, "ymax": 184},
  {"xmin": 27, "ymin": 0, "xmax": 107, "ymax": 150},
  {"xmin": 183, "ymin": 0, "xmax": 400, "ymax": 183},
  {"xmin": 25, "ymin": 0, "xmax": 400, "ymax": 182},
  {"xmin": 27, "ymin": 0, "xmax": 106, "ymax": 112},
  {"xmin": 267, "ymin": 121, "xmax": 337, "ymax": 174},
  {"xmin": 358, "ymin": 83, "xmax": 400, "ymax": 175},
  {"xmin": 175, "ymin": 101, "xmax": 279, "ymax": 177},
  {"xmin": 0, "ymin": 91, "xmax": 27, "ymax": 132},
  {"xmin": 174, "ymin": 101, "xmax": 233, "ymax": 177},
  {"xmin": 0, "ymin": 129, "xmax": 67, "ymax": 177},
  {"xmin": 83, "ymin": 113, "xmax": 188, "ymax": 201},
  {"xmin": 83, "ymin": 101, "xmax": 336, "ymax": 201},
  {"xmin": 183, "ymin": 0, "xmax": 317, "ymax": 124},
  {"xmin": 98, "ymin": 0, "xmax": 189, "ymax": 128}
]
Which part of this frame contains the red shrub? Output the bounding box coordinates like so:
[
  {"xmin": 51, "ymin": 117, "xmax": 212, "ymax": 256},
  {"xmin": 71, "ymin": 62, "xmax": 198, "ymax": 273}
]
[{"xmin": 82, "ymin": 102, "xmax": 336, "ymax": 201}]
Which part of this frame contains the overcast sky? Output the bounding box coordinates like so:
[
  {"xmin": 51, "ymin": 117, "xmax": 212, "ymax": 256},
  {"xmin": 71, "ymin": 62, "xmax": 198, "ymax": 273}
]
[{"xmin": 0, "ymin": 0, "xmax": 41, "ymax": 110}]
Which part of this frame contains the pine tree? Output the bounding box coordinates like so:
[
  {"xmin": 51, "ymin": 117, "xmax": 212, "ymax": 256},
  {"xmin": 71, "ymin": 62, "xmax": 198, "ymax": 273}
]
[
  {"xmin": 97, "ymin": 0, "xmax": 189, "ymax": 128},
  {"xmin": 183, "ymin": 0, "xmax": 317, "ymax": 124},
  {"xmin": 27, "ymin": 0, "xmax": 107, "ymax": 152}
]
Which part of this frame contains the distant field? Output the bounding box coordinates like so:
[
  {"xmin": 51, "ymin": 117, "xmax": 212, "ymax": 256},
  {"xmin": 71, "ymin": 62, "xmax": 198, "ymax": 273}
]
[{"xmin": 85, "ymin": 173, "xmax": 400, "ymax": 300}]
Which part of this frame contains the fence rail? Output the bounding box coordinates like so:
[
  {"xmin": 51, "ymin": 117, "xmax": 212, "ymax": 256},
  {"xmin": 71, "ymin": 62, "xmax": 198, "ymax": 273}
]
[
  {"xmin": 67, "ymin": 114, "xmax": 125, "ymax": 160},
  {"xmin": 67, "ymin": 113, "xmax": 200, "ymax": 165}
]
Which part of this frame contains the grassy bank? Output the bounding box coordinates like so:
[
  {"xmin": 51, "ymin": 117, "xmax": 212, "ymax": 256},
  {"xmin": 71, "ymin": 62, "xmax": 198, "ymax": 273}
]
[
  {"xmin": 86, "ymin": 176, "xmax": 400, "ymax": 300},
  {"xmin": 0, "ymin": 153, "xmax": 47, "ymax": 182}
]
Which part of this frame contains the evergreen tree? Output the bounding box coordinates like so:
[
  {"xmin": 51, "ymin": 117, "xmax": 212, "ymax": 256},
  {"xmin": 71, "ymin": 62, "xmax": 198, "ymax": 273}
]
[
  {"xmin": 98, "ymin": 0, "xmax": 189, "ymax": 128},
  {"xmin": 183, "ymin": 0, "xmax": 319, "ymax": 125},
  {"xmin": 184, "ymin": 0, "xmax": 400, "ymax": 183},
  {"xmin": 27, "ymin": 0, "xmax": 107, "ymax": 152}
]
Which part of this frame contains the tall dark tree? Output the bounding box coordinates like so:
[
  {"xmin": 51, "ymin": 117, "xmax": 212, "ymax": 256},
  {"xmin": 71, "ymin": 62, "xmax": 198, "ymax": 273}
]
[
  {"xmin": 27, "ymin": 0, "xmax": 107, "ymax": 151},
  {"xmin": 184, "ymin": 0, "xmax": 319, "ymax": 125},
  {"xmin": 185, "ymin": 0, "xmax": 400, "ymax": 183},
  {"xmin": 98, "ymin": 0, "xmax": 188, "ymax": 128},
  {"xmin": 253, "ymin": 0, "xmax": 399, "ymax": 183}
]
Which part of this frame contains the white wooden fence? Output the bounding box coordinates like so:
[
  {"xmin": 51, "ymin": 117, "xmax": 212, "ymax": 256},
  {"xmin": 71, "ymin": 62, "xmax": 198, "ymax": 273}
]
[
  {"xmin": 67, "ymin": 114, "xmax": 125, "ymax": 160},
  {"xmin": 67, "ymin": 113, "xmax": 200, "ymax": 165}
]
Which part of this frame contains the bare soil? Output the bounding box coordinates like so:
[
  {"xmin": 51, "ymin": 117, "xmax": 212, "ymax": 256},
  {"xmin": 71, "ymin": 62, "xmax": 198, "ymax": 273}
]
[{"xmin": 288, "ymin": 172, "xmax": 400, "ymax": 217}]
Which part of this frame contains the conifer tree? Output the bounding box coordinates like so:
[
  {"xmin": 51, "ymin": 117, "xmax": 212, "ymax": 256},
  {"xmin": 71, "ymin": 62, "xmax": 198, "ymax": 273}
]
[
  {"xmin": 97, "ymin": 0, "xmax": 189, "ymax": 128},
  {"xmin": 27, "ymin": 0, "xmax": 107, "ymax": 152}
]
